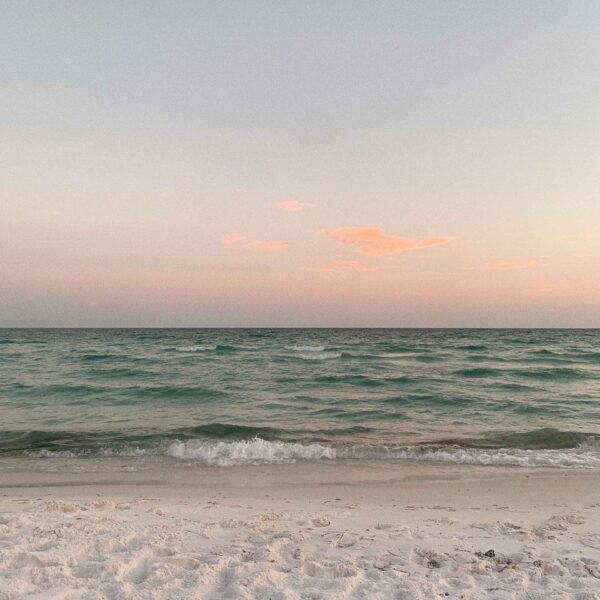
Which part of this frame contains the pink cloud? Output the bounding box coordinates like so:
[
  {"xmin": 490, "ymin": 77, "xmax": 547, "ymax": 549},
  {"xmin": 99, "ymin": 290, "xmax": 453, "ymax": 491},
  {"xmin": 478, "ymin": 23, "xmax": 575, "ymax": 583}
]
[
  {"xmin": 276, "ymin": 200, "xmax": 316, "ymax": 212},
  {"xmin": 254, "ymin": 240, "xmax": 288, "ymax": 251},
  {"xmin": 308, "ymin": 259, "xmax": 398, "ymax": 273},
  {"xmin": 221, "ymin": 233, "xmax": 247, "ymax": 245},
  {"xmin": 325, "ymin": 227, "xmax": 452, "ymax": 256},
  {"xmin": 485, "ymin": 261, "xmax": 535, "ymax": 271},
  {"xmin": 222, "ymin": 234, "xmax": 288, "ymax": 251}
]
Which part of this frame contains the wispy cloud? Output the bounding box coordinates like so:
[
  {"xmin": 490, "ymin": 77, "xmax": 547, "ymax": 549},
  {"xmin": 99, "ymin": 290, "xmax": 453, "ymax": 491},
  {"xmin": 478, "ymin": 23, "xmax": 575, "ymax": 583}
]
[
  {"xmin": 485, "ymin": 261, "xmax": 536, "ymax": 271},
  {"xmin": 325, "ymin": 227, "xmax": 452, "ymax": 256},
  {"xmin": 462, "ymin": 261, "xmax": 536, "ymax": 271},
  {"xmin": 276, "ymin": 200, "xmax": 316, "ymax": 212},
  {"xmin": 222, "ymin": 234, "xmax": 288, "ymax": 251},
  {"xmin": 254, "ymin": 240, "xmax": 288, "ymax": 251},
  {"xmin": 307, "ymin": 259, "xmax": 398, "ymax": 273},
  {"xmin": 221, "ymin": 233, "xmax": 247, "ymax": 245}
]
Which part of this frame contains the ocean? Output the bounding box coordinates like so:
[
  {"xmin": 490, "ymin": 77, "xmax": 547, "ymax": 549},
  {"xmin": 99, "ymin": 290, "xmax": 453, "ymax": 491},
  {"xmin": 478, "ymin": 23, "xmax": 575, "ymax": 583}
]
[{"xmin": 1, "ymin": 328, "xmax": 599, "ymax": 471}]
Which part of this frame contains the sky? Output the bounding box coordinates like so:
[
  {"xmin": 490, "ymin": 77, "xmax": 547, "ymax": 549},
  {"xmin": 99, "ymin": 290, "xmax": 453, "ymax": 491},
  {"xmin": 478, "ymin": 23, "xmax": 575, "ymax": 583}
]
[{"xmin": 1, "ymin": 1, "xmax": 599, "ymax": 327}]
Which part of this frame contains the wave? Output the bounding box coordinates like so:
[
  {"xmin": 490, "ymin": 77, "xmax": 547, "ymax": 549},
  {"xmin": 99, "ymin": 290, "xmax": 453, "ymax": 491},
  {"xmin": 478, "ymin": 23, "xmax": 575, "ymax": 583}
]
[
  {"xmin": 298, "ymin": 351, "xmax": 341, "ymax": 360},
  {"xmin": 4, "ymin": 423, "xmax": 600, "ymax": 469},
  {"xmin": 26, "ymin": 446, "xmax": 151, "ymax": 459},
  {"xmin": 174, "ymin": 344, "xmax": 241, "ymax": 353},
  {"xmin": 186, "ymin": 423, "xmax": 283, "ymax": 439},
  {"xmin": 532, "ymin": 349, "xmax": 600, "ymax": 363},
  {"xmin": 166, "ymin": 436, "xmax": 600, "ymax": 468},
  {"xmin": 166, "ymin": 438, "xmax": 335, "ymax": 466},
  {"xmin": 216, "ymin": 344, "xmax": 241, "ymax": 353},
  {"xmin": 80, "ymin": 353, "xmax": 126, "ymax": 362},
  {"xmin": 18, "ymin": 383, "xmax": 110, "ymax": 396},
  {"xmin": 315, "ymin": 374, "xmax": 384, "ymax": 387},
  {"xmin": 0, "ymin": 429, "xmax": 165, "ymax": 456},
  {"xmin": 441, "ymin": 427, "xmax": 595, "ymax": 449},
  {"xmin": 452, "ymin": 366, "xmax": 590, "ymax": 381},
  {"xmin": 84, "ymin": 367, "xmax": 154, "ymax": 379},
  {"xmin": 454, "ymin": 367, "xmax": 500, "ymax": 378},
  {"xmin": 135, "ymin": 385, "xmax": 227, "ymax": 400},
  {"xmin": 22, "ymin": 437, "xmax": 600, "ymax": 469},
  {"xmin": 284, "ymin": 344, "xmax": 341, "ymax": 360},
  {"xmin": 411, "ymin": 354, "xmax": 446, "ymax": 363},
  {"xmin": 175, "ymin": 345, "xmax": 217, "ymax": 352},
  {"xmin": 285, "ymin": 345, "xmax": 325, "ymax": 352},
  {"xmin": 456, "ymin": 344, "xmax": 489, "ymax": 351},
  {"xmin": 12, "ymin": 434, "xmax": 600, "ymax": 470},
  {"xmin": 510, "ymin": 367, "xmax": 589, "ymax": 381},
  {"xmin": 375, "ymin": 345, "xmax": 422, "ymax": 354},
  {"xmin": 488, "ymin": 382, "xmax": 534, "ymax": 391},
  {"xmin": 369, "ymin": 442, "xmax": 600, "ymax": 469}
]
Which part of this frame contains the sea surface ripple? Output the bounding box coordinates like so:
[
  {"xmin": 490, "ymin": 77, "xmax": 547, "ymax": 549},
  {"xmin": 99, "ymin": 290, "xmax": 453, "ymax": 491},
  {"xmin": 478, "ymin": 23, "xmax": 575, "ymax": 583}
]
[{"xmin": 1, "ymin": 328, "xmax": 599, "ymax": 470}]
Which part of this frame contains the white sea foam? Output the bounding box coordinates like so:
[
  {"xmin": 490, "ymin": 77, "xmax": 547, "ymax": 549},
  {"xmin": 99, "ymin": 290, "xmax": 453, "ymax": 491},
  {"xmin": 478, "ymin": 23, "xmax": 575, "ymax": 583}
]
[
  {"xmin": 298, "ymin": 351, "xmax": 341, "ymax": 360},
  {"xmin": 166, "ymin": 438, "xmax": 336, "ymax": 466},
  {"xmin": 165, "ymin": 438, "xmax": 600, "ymax": 469},
  {"xmin": 285, "ymin": 343, "xmax": 340, "ymax": 359},
  {"xmin": 286, "ymin": 345, "xmax": 326, "ymax": 352},
  {"xmin": 23, "ymin": 439, "xmax": 600, "ymax": 469},
  {"xmin": 98, "ymin": 447, "xmax": 149, "ymax": 457},
  {"xmin": 26, "ymin": 447, "xmax": 152, "ymax": 459},
  {"xmin": 28, "ymin": 449, "xmax": 78, "ymax": 459},
  {"xmin": 389, "ymin": 445, "xmax": 600, "ymax": 469},
  {"xmin": 175, "ymin": 345, "xmax": 217, "ymax": 352},
  {"xmin": 336, "ymin": 440, "xmax": 600, "ymax": 469}
]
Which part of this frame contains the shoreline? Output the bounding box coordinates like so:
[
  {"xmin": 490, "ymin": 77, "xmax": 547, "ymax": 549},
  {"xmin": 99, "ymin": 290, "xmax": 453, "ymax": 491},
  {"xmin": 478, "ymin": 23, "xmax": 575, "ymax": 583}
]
[
  {"xmin": 2, "ymin": 460, "xmax": 600, "ymax": 498},
  {"xmin": 0, "ymin": 459, "xmax": 600, "ymax": 493},
  {"xmin": 2, "ymin": 463, "xmax": 600, "ymax": 598}
]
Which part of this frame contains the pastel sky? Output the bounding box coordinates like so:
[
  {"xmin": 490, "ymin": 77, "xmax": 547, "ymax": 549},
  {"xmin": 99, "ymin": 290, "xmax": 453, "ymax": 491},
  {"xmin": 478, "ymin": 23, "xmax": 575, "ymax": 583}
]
[{"xmin": 1, "ymin": 1, "xmax": 599, "ymax": 327}]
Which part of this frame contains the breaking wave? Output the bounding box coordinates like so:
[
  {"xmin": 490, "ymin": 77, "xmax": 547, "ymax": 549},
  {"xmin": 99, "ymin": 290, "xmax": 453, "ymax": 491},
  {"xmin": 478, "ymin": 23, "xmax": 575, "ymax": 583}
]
[
  {"xmin": 166, "ymin": 438, "xmax": 335, "ymax": 466},
  {"xmin": 161, "ymin": 437, "xmax": 600, "ymax": 469},
  {"xmin": 15, "ymin": 435, "xmax": 600, "ymax": 469},
  {"xmin": 370, "ymin": 440, "xmax": 600, "ymax": 469}
]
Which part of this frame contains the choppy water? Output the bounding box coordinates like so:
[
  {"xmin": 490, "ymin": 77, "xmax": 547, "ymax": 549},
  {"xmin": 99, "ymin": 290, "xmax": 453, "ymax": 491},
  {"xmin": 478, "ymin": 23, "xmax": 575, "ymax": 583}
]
[{"xmin": 1, "ymin": 329, "xmax": 599, "ymax": 470}]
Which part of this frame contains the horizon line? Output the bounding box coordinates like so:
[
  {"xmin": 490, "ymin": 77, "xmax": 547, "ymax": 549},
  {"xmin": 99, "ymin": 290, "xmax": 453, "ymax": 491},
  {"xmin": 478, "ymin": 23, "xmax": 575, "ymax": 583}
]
[{"xmin": 1, "ymin": 327, "xmax": 599, "ymax": 331}]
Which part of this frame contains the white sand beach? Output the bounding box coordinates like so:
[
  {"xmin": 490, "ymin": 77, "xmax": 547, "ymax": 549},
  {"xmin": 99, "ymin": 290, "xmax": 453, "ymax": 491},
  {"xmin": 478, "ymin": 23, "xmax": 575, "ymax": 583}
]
[{"xmin": 2, "ymin": 462, "xmax": 600, "ymax": 599}]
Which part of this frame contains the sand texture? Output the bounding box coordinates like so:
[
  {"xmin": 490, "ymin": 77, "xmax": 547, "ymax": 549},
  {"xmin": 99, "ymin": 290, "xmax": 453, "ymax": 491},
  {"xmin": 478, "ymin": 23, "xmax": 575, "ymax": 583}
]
[{"xmin": 1, "ymin": 464, "xmax": 600, "ymax": 599}]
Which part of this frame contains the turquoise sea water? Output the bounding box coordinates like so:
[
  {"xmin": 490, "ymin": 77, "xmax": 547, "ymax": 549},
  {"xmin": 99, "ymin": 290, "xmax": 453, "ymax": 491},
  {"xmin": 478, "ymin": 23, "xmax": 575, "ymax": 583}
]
[{"xmin": 1, "ymin": 329, "xmax": 599, "ymax": 470}]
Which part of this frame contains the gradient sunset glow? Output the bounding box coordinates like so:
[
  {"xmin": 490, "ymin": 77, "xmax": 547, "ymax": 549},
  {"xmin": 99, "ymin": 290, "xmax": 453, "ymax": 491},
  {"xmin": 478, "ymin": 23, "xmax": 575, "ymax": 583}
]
[{"xmin": 1, "ymin": 2, "xmax": 599, "ymax": 327}]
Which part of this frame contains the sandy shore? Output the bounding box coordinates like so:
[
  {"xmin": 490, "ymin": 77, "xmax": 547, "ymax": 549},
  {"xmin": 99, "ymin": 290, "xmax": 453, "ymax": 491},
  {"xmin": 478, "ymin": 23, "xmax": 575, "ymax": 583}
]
[{"xmin": 1, "ymin": 462, "xmax": 600, "ymax": 599}]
